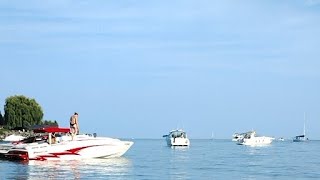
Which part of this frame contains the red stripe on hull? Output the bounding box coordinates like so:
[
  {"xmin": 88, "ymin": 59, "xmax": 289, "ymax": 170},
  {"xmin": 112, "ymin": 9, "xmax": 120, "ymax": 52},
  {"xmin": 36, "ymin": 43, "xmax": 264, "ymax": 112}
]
[{"xmin": 6, "ymin": 144, "xmax": 107, "ymax": 161}]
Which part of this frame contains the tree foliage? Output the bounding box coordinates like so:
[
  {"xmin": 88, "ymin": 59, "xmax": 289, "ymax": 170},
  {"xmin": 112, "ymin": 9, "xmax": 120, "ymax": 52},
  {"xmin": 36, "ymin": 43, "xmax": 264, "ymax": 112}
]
[
  {"xmin": 4, "ymin": 95, "xmax": 44, "ymax": 129},
  {"xmin": 0, "ymin": 111, "xmax": 4, "ymax": 126},
  {"xmin": 43, "ymin": 120, "xmax": 59, "ymax": 126}
]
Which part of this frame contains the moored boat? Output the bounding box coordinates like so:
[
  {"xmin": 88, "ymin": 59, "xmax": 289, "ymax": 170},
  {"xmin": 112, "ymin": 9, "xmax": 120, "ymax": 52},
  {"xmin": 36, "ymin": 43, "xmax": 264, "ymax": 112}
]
[
  {"xmin": 293, "ymin": 135, "xmax": 308, "ymax": 142},
  {"xmin": 293, "ymin": 112, "xmax": 308, "ymax": 142},
  {"xmin": 163, "ymin": 129, "xmax": 190, "ymax": 146},
  {"xmin": 2, "ymin": 134, "xmax": 26, "ymax": 142},
  {"xmin": 236, "ymin": 131, "xmax": 274, "ymax": 146}
]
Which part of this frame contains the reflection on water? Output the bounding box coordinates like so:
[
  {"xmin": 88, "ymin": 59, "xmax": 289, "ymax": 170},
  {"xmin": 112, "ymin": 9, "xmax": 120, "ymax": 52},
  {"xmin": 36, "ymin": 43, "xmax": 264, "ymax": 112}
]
[
  {"xmin": 244, "ymin": 144, "xmax": 272, "ymax": 155},
  {"xmin": 168, "ymin": 146, "xmax": 190, "ymax": 180},
  {"xmin": 14, "ymin": 158, "xmax": 132, "ymax": 179},
  {"xmin": 170, "ymin": 146, "xmax": 189, "ymax": 150}
]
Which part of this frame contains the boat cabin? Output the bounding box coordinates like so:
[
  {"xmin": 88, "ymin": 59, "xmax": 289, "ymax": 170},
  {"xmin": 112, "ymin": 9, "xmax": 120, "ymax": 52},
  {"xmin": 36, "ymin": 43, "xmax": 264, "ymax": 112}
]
[
  {"xmin": 293, "ymin": 135, "xmax": 308, "ymax": 141},
  {"xmin": 169, "ymin": 130, "xmax": 187, "ymax": 138}
]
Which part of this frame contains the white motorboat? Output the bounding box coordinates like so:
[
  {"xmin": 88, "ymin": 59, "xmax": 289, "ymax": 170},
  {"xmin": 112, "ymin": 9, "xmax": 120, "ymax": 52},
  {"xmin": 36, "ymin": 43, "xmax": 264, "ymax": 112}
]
[
  {"xmin": 163, "ymin": 129, "xmax": 190, "ymax": 146},
  {"xmin": 236, "ymin": 131, "xmax": 274, "ymax": 146},
  {"xmin": 2, "ymin": 134, "xmax": 26, "ymax": 142},
  {"xmin": 4, "ymin": 127, "xmax": 134, "ymax": 161}
]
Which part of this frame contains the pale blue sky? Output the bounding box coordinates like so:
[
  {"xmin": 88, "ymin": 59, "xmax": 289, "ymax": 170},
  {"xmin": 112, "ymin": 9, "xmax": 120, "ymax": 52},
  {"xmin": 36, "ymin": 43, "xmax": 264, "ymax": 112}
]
[{"xmin": 1, "ymin": 0, "xmax": 320, "ymax": 139}]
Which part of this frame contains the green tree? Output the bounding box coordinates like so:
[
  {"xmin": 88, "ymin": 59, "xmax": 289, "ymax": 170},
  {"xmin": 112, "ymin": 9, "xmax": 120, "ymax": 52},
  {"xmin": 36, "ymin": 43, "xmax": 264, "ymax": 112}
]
[
  {"xmin": 0, "ymin": 110, "xmax": 4, "ymax": 126},
  {"xmin": 43, "ymin": 120, "xmax": 59, "ymax": 126},
  {"xmin": 4, "ymin": 95, "xmax": 44, "ymax": 129}
]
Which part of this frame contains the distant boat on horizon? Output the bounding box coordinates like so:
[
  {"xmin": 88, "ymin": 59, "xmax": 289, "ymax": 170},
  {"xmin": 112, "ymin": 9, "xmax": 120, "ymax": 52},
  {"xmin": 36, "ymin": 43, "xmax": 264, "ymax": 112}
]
[
  {"xmin": 211, "ymin": 131, "xmax": 215, "ymax": 140},
  {"xmin": 293, "ymin": 112, "xmax": 309, "ymax": 142}
]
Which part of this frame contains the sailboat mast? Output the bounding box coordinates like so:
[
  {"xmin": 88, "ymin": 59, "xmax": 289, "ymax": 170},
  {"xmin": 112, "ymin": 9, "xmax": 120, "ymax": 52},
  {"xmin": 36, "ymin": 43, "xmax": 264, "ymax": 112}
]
[{"xmin": 303, "ymin": 112, "xmax": 306, "ymax": 136}]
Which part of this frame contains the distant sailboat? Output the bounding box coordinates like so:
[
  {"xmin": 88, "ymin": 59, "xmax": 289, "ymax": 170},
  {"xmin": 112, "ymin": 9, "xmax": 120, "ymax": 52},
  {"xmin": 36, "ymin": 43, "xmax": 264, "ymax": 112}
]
[
  {"xmin": 293, "ymin": 112, "xmax": 309, "ymax": 142},
  {"xmin": 211, "ymin": 131, "xmax": 215, "ymax": 140}
]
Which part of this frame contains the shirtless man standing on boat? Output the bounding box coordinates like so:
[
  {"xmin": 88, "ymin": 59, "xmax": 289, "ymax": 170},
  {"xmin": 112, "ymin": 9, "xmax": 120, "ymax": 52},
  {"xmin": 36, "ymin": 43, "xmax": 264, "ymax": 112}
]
[{"xmin": 70, "ymin": 112, "xmax": 79, "ymax": 140}]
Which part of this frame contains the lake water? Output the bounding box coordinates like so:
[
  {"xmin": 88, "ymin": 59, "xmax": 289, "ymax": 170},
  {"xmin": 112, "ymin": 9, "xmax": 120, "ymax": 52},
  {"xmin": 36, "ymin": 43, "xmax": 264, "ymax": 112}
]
[{"xmin": 0, "ymin": 139, "xmax": 319, "ymax": 179}]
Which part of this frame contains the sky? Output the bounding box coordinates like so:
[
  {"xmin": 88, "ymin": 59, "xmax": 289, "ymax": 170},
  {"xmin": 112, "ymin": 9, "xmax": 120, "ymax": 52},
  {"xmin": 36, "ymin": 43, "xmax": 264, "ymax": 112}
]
[{"xmin": 1, "ymin": 0, "xmax": 320, "ymax": 139}]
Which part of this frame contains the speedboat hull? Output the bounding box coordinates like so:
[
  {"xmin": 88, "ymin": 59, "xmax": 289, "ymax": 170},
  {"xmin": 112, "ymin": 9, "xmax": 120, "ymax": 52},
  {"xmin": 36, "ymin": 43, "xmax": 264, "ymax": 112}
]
[
  {"xmin": 5, "ymin": 135, "xmax": 133, "ymax": 161},
  {"xmin": 0, "ymin": 143, "xmax": 15, "ymax": 158},
  {"xmin": 237, "ymin": 137, "xmax": 274, "ymax": 146},
  {"xmin": 293, "ymin": 139, "xmax": 308, "ymax": 142}
]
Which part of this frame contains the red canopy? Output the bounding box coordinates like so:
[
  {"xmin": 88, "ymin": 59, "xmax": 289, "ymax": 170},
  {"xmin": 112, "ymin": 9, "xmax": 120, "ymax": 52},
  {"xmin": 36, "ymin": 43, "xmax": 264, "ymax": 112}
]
[{"xmin": 33, "ymin": 127, "xmax": 70, "ymax": 133}]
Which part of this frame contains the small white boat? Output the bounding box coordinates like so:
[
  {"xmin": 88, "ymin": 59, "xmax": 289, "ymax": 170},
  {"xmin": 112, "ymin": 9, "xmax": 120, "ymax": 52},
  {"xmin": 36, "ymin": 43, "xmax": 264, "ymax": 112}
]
[
  {"xmin": 236, "ymin": 131, "xmax": 274, "ymax": 146},
  {"xmin": 163, "ymin": 129, "xmax": 190, "ymax": 146},
  {"xmin": 3, "ymin": 134, "xmax": 26, "ymax": 142},
  {"xmin": 4, "ymin": 127, "xmax": 134, "ymax": 161}
]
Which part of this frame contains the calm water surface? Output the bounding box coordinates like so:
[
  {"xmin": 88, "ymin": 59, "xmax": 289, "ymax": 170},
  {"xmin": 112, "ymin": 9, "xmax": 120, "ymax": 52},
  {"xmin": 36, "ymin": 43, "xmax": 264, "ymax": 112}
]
[{"xmin": 0, "ymin": 139, "xmax": 319, "ymax": 179}]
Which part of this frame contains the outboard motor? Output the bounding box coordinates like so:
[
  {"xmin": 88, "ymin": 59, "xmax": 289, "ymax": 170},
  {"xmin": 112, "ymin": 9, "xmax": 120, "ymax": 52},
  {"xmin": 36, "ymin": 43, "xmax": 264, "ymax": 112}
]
[{"xmin": 93, "ymin": 133, "xmax": 97, "ymax": 138}]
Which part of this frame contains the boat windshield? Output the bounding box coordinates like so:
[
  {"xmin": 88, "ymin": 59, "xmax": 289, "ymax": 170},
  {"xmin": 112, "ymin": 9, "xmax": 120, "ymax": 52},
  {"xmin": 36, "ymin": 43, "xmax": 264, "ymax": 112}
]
[
  {"xmin": 20, "ymin": 135, "xmax": 47, "ymax": 143},
  {"xmin": 294, "ymin": 135, "xmax": 305, "ymax": 140}
]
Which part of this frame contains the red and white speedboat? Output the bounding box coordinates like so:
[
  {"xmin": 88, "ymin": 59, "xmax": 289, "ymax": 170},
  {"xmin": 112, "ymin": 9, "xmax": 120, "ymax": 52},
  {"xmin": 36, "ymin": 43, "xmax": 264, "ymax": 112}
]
[{"xmin": 4, "ymin": 127, "xmax": 133, "ymax": 161}]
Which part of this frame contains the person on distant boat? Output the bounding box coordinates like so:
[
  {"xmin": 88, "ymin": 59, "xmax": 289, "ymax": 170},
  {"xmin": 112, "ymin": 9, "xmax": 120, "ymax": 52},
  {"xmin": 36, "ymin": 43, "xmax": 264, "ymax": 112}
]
[{"xmin": 70, "ymin": 112, "xmax": 79, "ymax": 140}]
